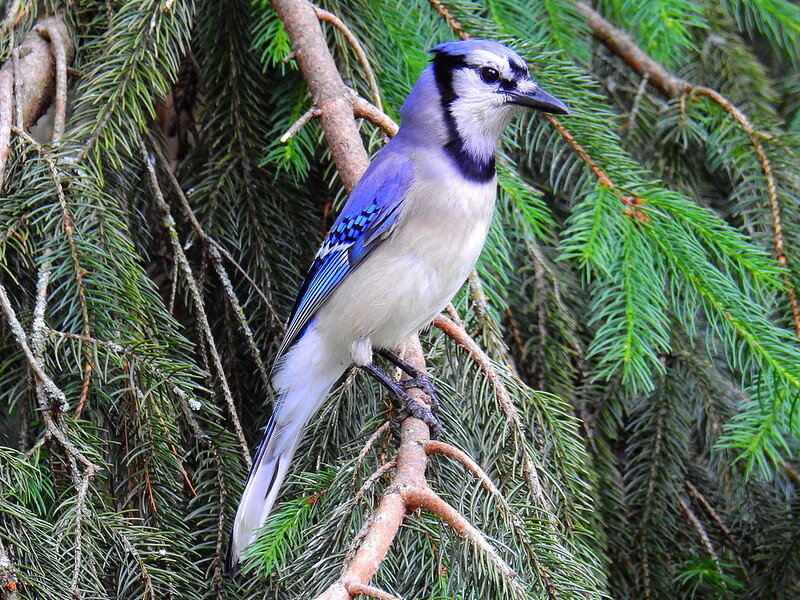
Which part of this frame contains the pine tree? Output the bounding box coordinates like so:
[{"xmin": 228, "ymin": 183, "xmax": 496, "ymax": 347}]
[{"xmin": 1, "ymin": 1, "xmax": 799, "ymax": 599}]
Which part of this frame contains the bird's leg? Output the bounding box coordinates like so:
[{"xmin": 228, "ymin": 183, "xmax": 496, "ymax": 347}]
[
  {"xmin": 360, "ymin": 362, "xmax": 442, "ymax": 439},
  {"xmin": 375, "ymin": 348, "xmax": 439, "ymax": 408}
]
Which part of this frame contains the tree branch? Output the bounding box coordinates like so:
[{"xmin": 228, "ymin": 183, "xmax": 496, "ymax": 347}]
[
  {"xmin": 573, "ymin": 0, "xmax": 800, "ymax": 336},
  {"xmin": 313, "ymin": 6, "xmax": 382, "ymax": 111},
  {"xmin": 272, "ymin": 0, "xmax": 369, "ymax": 192},
  {"xmin": 0, "ymin": 16, "xmax": 74, "ymax": 187}
]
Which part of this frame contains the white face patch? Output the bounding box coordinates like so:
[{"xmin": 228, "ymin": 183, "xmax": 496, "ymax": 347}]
[{"xmin": 447, "ymin": 64, "xmax": 521, "ymax": 159}]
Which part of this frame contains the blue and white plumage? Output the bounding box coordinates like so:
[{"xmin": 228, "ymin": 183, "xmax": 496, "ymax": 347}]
[{"xmin": 229, "ymin": 39, "xmax": 568, "ymax": 568}]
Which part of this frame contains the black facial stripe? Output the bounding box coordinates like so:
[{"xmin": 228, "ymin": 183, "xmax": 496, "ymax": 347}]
[
  {"xmin": 431, "ymin": 52, "xmax": 497, "ymax": 183},
  {"xmin": 509, "ymin": 57, "xmax": 527, "ymax": 78}
]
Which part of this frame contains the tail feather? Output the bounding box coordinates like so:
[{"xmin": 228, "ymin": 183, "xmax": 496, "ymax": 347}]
[
  {"xmin": 228, "ymin": 327, "xmax": 346, "ymax": 571},
  {"xmin": 228, "ymin": 431, "xmax": 301, "ymax": 569}
]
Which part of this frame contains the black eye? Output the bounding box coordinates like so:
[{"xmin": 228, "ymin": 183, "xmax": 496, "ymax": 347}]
[{"xmin": 479, "ymin": 66, "xmax": 500, "ymax": 84}]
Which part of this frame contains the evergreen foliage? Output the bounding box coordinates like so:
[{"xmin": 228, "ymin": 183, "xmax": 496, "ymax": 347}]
[{"xmin": 1, "ymin": 0, "xmax": 799, "ymax": 598}]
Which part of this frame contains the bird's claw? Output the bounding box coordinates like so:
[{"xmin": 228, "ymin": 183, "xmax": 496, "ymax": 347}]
[
  {"xmin": 389, "ymin": 388, "xmax": 443, "ymax": 439},
  {"xmin": 397, "ymin": 373, "xmax": 440, "ymax": 408}
]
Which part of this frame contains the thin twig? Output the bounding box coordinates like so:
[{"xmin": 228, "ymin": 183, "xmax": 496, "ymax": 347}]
[
  {"xmin": 313, "ymin": 6, "xmax": 382, "ymax": 111},
  {"xmin": 403, "ymin": 487, "xmax": 521, "ymax": 584},
  {"xmin": 139, "ymin": 140, "xmax": 252, "ymax": 469},
  {"xmin": 350, "ymin": 93, "xmax": 397, "ymax": 137},
  {"xmin": 424, "ymin": 440, "xmax": 502, "ymax": 497},
  {"xmin": 352, "ymin": 457, "xmax": 397, "ymax": 504},
  {"xmin": 433, "ymin": 315, "xmax": 554, "ymax": 518},
  {"xmin": 692, "ymin": 86, "xmax": 800, "ymax": 336},
  {"xmin": 152, "ymin": 144, "xmax": 281, "ymax": 324},
  {"xmin": 280, "ymin": 106, "xmax": 321, "ymax": 143},
  {"xmin": 13, "ymin": 127, "xmax": 94, "ymax": 380},
  {"xmin": 677, "ymin": 495, "xmax": 722, "ymax": 572},
  {"xmin": 70, "ymin": 466, "xmax": 99, "ymax": 597},
  {"xmin": 355, "ymin": 422, "xmax": 390, "ymax": 466},
  {"xmin": 427, "ymin": 0, "xmax": 466, "ymax": 39},
  {"xmin": 684, "ymin": 480, "xmax": 737, "ymax": 549}
]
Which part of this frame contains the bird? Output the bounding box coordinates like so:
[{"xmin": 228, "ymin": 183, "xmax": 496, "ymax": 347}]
[{"xmin": 229, "ymin": 38, "xmax": 568, "ymax": 570}]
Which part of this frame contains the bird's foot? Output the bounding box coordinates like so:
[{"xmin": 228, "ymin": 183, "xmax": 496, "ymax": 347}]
[
  {"xmin": 397, "ymin": 372, "xmax": 439, "ymax": 409},
  {"xmin": 389, "ymin": 389, "xmax": 443, "ymax": 439},
  {"xmin": 360, "ymin": 362, "xmax": 443, "ymax": 439}
]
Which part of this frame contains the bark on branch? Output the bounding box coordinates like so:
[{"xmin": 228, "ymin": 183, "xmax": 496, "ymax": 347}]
[{"xmin": 0, "ymin": 16, "xmax": 74, "ymax": 186}]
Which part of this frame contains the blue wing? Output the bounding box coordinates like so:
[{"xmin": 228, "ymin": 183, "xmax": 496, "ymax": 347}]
[{"xmin": 275, "ymin": 150, "xmax": 414, "ymax": 361}]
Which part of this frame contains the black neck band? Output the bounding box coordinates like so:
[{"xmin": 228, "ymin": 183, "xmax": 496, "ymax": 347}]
[{"xmin": 431, "ymin": 52, "xmax": 496, "ymax": 183}]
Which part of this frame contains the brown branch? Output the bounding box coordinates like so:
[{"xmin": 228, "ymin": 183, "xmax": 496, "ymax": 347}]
[
  {"xmin": 574, "ymin": 0, "xmax": 800, "ymax": 336},
  {"xmin": 351, "ymin": 93, "xmax": 398, "ymax": 137},
  {"xmin": 280, "ymin": 106, "xmax": 321, "ymax": 143},
  {"xmin": 35, "ymin": 21, "xmax": 69, "ymax": 142},
  {"xmin": 424, "ymin": 440, "xmax": 502, "ymax": 497},
  {"xmin": 273, "ymin": 0, "xmax": 369, "ymax": 192},
  {"xmin": 573, "ymin": 1, "xmax": 688, "ymax": 97},
  {"xmin": 313, "ymin": 6, "xmax": 382, "ymax": 111},
  {"xmin": 403, "ymin": 487, "xmax": 521, "ymax": 584},
  {"xmin": 677, "ymin": 495, "xmax": 721, "ymax": 570},
  {"xmin": 345, "ymin": 583, "xmax": 402, "ymax": 600},
  {"xmin": 427, "ymin": 0, "xmax": 467, "ymax": 40}
]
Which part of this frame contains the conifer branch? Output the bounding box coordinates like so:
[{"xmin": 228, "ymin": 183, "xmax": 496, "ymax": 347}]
[
  {"xmin": 313, "ymin": 6, "xmax": 382, "ymax": 111},
  {"xmin": 573, "ymin": 0, "xmax": 800, "ymax": 336},
  {"xmin": 139, "ymin": 139, "xmax": 252, "ymax": 469}
]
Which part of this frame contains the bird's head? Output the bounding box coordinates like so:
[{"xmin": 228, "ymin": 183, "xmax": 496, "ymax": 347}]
[
  {"xmin": 430, "ymin": 39, "xmax": 569, "ymax": 122},
  {"xmin": 398, "ymin": 39, "xmax": 569, "ymax": 180}
]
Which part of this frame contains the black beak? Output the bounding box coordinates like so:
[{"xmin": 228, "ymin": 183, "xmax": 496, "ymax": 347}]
[{"xmin": 506, "ymin": 87, "xmax": 569, "ymax": 115}]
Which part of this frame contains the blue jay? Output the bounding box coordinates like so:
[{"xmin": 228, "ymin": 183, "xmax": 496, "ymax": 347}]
[{"xmin": 229, "ymin": 39, "xmax": 568, "ymax": 568}]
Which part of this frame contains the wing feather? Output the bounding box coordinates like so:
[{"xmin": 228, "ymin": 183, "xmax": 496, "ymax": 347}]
[{"xmin": 275, "ymin": 151, "xmax": 413, "ymax": 361}]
